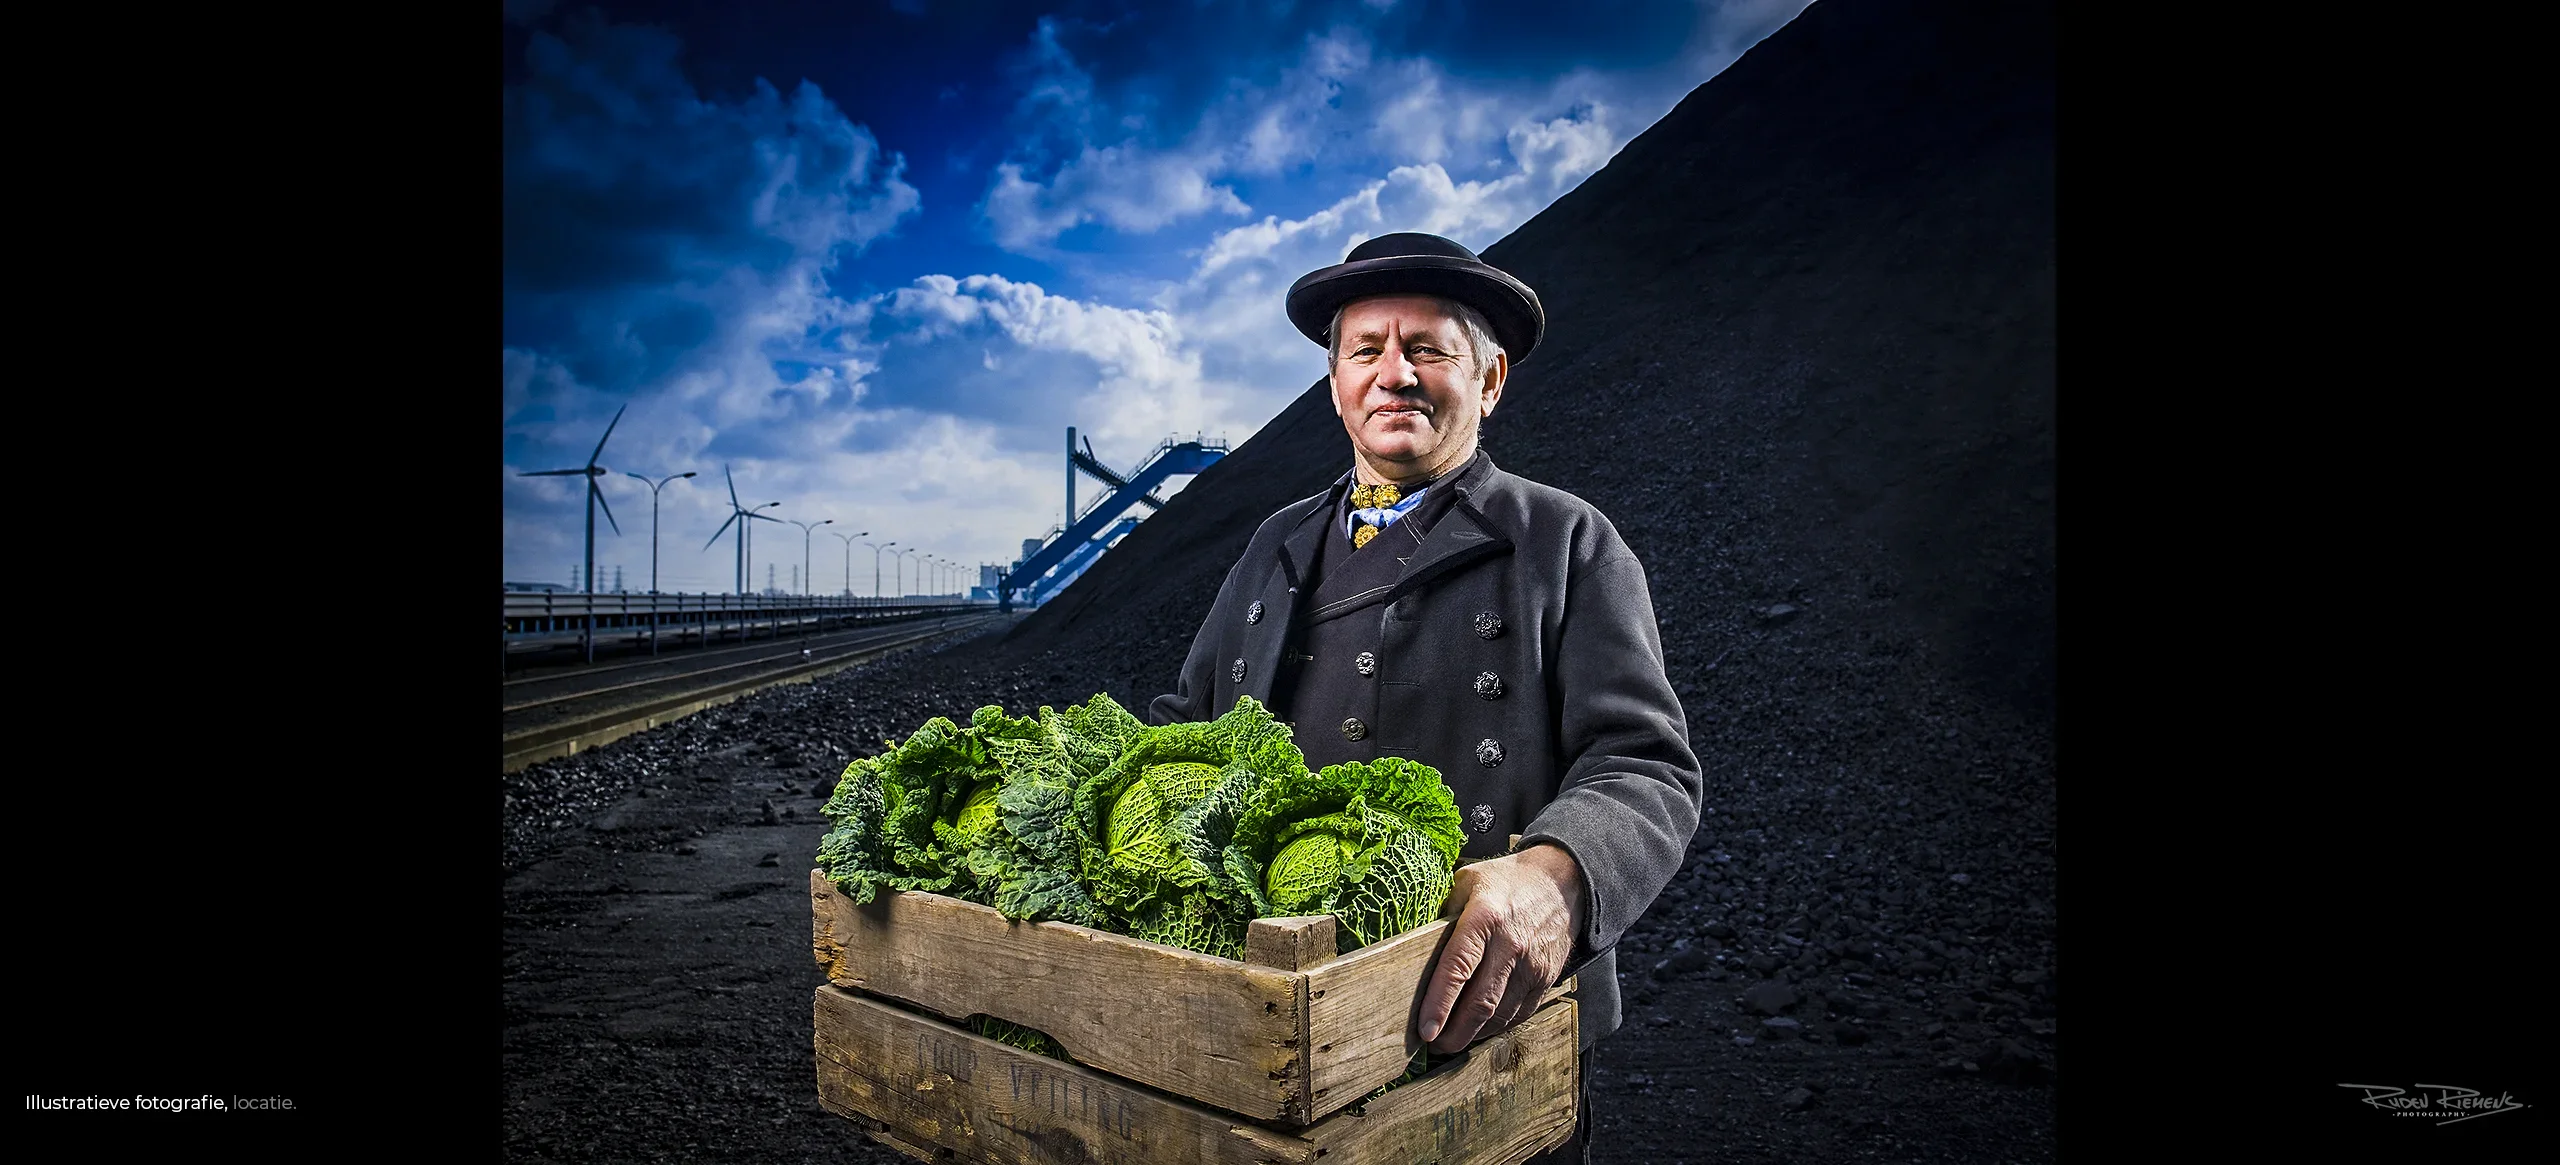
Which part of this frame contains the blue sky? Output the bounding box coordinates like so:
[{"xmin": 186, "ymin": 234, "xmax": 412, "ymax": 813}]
[{"xmin": 501, "ymin": 0, "xmax": 1809, "ymax": 595}]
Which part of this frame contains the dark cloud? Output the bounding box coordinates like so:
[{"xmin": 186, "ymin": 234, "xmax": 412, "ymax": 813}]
[
  {"xmin": 503, "ymin": 9, "xmax": 917, "ymax": 393},
  {"xmin": 1004, "ymin": 1, "xmax": 1705, "ymax": 116}
]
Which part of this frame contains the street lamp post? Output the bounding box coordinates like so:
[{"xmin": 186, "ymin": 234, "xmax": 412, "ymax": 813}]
[
  {"xmin": 829, "ymin": 530, "xmax": 868, "ymax": 598},
  {"xmin": 623, "ymin": 470, "xmax": 696, "ymax": 595},
  {"xmin": 788, "ymin": 519, "xmax": 833, "ymax": 597},
  {"xmin": 625, "ymin": 470, "xmax": 695, "ymax": 656},
  {"xmin": 894, "ymin": 548, "xmax": 920, "ymax": 599},
  {"xmin": 864, "ymin": 541, "xmax": 896, "ymax": 600},
  {"xmin": 745, "ymin": 502, "xmax": 780, "ymax": 595},
  {"xmin": 787, "ymin": 518, "xmax": 832, "ymax": 639}
]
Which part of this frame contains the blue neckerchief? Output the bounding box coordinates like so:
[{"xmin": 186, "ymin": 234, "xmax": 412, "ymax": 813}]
[{"xmin": 1345, "ymin": 484, "xmax": 1430, "ymax": 540}]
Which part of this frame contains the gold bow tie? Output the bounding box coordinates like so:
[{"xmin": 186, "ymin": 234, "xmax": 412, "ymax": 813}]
[{"xmin": 1349, "ymin": 483, "xmax": 1403, "ymax": 510}]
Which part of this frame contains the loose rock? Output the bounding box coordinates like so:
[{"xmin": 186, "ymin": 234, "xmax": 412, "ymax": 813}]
[{"xmin": 1744, "ymin": 980, "xmax": 1800, "ymax": 1016}]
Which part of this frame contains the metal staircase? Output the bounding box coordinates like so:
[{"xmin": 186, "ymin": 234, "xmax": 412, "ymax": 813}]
[{"xmin": 1001, "ymin": 428, "xmax": 1228, "ymax": 608}]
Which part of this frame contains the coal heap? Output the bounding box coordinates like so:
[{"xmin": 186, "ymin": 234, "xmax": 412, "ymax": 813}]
[{"xmin": 1001, "ymin": 0, "xmax": 2055, "ymax": 724}]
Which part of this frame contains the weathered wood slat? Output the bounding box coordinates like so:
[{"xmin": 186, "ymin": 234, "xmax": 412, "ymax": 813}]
[
  {"xmin": 1243, "ymin": 914, "xmax": 1333, "ymax": 1119},
  {"xmin": 1293, "ymin": 934, "xmax": 1579, "ymax": 1122},
  {"xmin": 1244, "ymin": 915, "xmax": 1337, "ymax": 971},
  {"xmin": 815, "ymin": 986, "xmax": 1317, "ymax": 1165},
  {"xmin": 1301, "ymin": 998, "xmax": 1578, "ymax": 1165},
  {"xmin": 813, "ymin": 986, "xmax": 1577, "ymax": 1165},
  {"xmin": 811, "ymin": 874, "xmax": 1306, "ymax": 1122},
  {"xmin": 865, "ymin": 1127, "xmax": 944, "ymax": 1162},
  {"xmin": 1299, "ymin": 918, "xmax": 1450, "ymax": 1118}
]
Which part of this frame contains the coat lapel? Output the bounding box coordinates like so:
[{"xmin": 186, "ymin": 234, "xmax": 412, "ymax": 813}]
[
  {"xmin": 1277, "ymin": 455, "xmax": 1515, "ymax": 621},
  {"xmin": 1276, "ymin": 470, "xmax": 1351, "ymax": 597},
  {"xmin": 1234, "ymin": 474, "xmax": 1349, "ymax": 709},
  {"xmin": 1385, "ymin": 454, "xmax": 1512, "ymax": 600}
]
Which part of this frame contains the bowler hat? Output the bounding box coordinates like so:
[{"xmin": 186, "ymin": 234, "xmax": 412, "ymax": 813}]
[{"xmin": 1286, "ymin": 232, "xmax": 1545, "ymax": 364}]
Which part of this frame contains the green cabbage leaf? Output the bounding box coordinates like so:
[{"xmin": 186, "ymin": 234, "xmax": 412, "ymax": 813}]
[
  {"xmin": 1222, "ymin": 756, "xmax": 1466, "ymax": 951},
  {"xmin": 981, "ymin": 693, "xmax": 1149, "ymax": 928},
  {"xmin": 816, "ymin": 705, "xmax": 1045, "ymax": 906},
  {"xmin": 1069, "ymin": 696, "xmax": 1302, "ymax": 954}
]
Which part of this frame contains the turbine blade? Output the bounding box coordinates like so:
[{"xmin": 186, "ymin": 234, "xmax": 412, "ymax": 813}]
[
  {"xmin": 704, "ymin": 512, "xmax": 739, "ymax": 549},
  {"xmin": 726, "ymin": 464, "xmax": 741, "ymax": 508},
  {"xmin": 593, "ymin": 480, "xmax": 621, "ymax": 535},
  {"xmin": 590, "ymin": 403, "xmax": 626, "ymax": 465},
  {"xmin": 520, "ymin": 468, "xmax": 584, "ymax": 476}
]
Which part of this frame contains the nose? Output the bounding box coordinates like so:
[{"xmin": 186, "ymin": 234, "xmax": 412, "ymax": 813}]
[{"xmin": 1377, "ymin": 344, "xmax": 1419, "ymax": 390}]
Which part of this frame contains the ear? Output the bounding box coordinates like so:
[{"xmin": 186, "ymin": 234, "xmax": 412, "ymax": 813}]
[{"xmin": 1478, "ymin": 351, "xmax": 1509, "ymax": 418}]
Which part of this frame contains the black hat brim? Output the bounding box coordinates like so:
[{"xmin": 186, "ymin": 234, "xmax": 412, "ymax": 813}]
[{"xmin": 1286, "ymin": 254, "xmax": 1545, "ymax": 365}]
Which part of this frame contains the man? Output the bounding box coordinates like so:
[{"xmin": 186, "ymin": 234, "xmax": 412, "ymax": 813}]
[{"xmin": 1147, "ymin": 232, "xmax": 1703, "ymax": 1162}]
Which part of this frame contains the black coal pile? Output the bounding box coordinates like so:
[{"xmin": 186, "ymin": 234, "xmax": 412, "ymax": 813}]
[{"xmin": 504, "ymin": 0, "xmax": 2057, "ymax": 1160}]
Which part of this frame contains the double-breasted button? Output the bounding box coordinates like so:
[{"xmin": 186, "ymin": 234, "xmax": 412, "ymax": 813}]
[
  {"xmin": 1468, "ymin": 803, "xmax": 1496, "ymax": 835},
  {"xmin": 1473, "ymin": 671, "xmax": 1503, "ymax": 699},
  {"xmin": 1230, "ymin": 659, "xmax": 1247, "ymax": 684},
  {"xmin": 1246, "ymin": 601, "xmax": 1264, "ymax": 625},
  {"xmin": 1474, "ymin": 612, "xmax": 1505, "ymax": 639},
  {"xmin": 1476, "ymin": 738, "xmax": 1504, "ymax": 767},
  {"xmin": 1342, "ymin": 717, "xmax": 1369, "ymax": 742},
  {"xmin": 1354, "ymin": 651, "xmax": 1377, "ymax": 677}
]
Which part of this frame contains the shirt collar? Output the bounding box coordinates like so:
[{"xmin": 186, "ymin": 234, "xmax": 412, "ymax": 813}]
[{"xmin": 1337, "ymin": 447, "xmax": 1489, "ymax": 537}]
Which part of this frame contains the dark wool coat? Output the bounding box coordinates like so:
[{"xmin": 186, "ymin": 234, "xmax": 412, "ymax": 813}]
[{"xmin": 1146, "ymin": 451, "xmax": 1704, "ymax": 1049}]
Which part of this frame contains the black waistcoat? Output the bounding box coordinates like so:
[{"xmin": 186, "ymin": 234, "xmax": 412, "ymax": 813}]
[{"xmin": 1271, "ymin": 474, "xmax": 1467, "ymax": 772}]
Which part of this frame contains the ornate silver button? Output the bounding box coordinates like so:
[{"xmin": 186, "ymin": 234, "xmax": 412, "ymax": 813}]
[
  {"xmin": 1468, "ymin": 804, "xmax": 1496, "ymax": 835},
  {"xmin": 1246, "ymin": 600, "xmax": 1264, "ymax": 625},
  {"xmin": 1355, "ymin": 651, "xmax": 1377, "ymax": 677},
  {"xmin": 1342, "ymin": 717, "xmax": 1368, "ymax": 742},
  {"xmin": 1476, "ymin": 738, "xmax": 1504, "ymax": 767},
  {"xmin": 1474, "ymin": 612, "xmax": 1504, "ymax": 639},
  {"xmin": 1473, "ymin": 671, "xmax": 1503, "ymax": 699},
  {"xmin": 1230, "ymin": 659, "xmax": 1247, "ymax": 684}
]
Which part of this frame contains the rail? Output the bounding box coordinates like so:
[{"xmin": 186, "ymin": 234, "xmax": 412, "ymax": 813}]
[{"xmin": 501, "ymin": 611, "xmax": 1012, "ymax": 772}]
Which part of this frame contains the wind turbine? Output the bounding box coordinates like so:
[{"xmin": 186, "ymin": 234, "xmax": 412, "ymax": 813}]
[
  {"xmin": 518, "ymin": 403, "xmax": 625, "ymax": 595},
  {"xmin": 703, "ymin": 465, "xmax": 783, "ymax": 595}
]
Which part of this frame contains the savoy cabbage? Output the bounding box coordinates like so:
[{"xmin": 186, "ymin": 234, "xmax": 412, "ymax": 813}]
[{"xmin": 814, "ymin": 693, "xmax": 1469, "ymax": 1062}]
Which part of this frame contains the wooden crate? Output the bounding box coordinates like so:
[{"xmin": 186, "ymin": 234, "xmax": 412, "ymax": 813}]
[
  {"xmin": 814, "ymin": 986, "xmax": 1577, "ymax": 1165},
  {"xmin": 809, "ymin": 870, "xmax": 1578, "ymax": 1162}
]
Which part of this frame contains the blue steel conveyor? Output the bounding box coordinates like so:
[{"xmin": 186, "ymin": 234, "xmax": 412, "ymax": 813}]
[{"xmin": 1000, "ymin": 428, "xmax": 1226, "ymax": 609}]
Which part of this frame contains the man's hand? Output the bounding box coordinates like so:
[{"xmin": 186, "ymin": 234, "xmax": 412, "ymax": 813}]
[{"xmin": 1415, "ymin": 843, "xmax": 1588, "ymax": 1055}]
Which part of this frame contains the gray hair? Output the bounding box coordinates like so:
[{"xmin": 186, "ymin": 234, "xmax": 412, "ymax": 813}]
[{"xmin": 1327, "ymin": 295, "xmax": 1504, "ymax": 376}]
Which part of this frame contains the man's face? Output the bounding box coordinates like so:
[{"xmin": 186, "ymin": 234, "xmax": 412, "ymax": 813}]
[{"xmin": 1328, "ymin": 294, "xmax": 1506, "ymax": 476}]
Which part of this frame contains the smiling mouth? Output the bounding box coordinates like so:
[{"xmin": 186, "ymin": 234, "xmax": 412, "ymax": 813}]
[{"xmin": 1374, "ymin": 405, "xmax": 1428, "ymax": 418}]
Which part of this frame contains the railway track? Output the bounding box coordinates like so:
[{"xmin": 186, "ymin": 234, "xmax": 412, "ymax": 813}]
[
  {"xmin": 501, "ymin": 628, "xmax": 855, "ymax": 689},
  {"xmin": 502, "ymin": 622, "xmax": 958, "ymax": 714},
  {"xmin": 502, "ymin": 611, "xmax": 1014, "ymax": 773}
]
